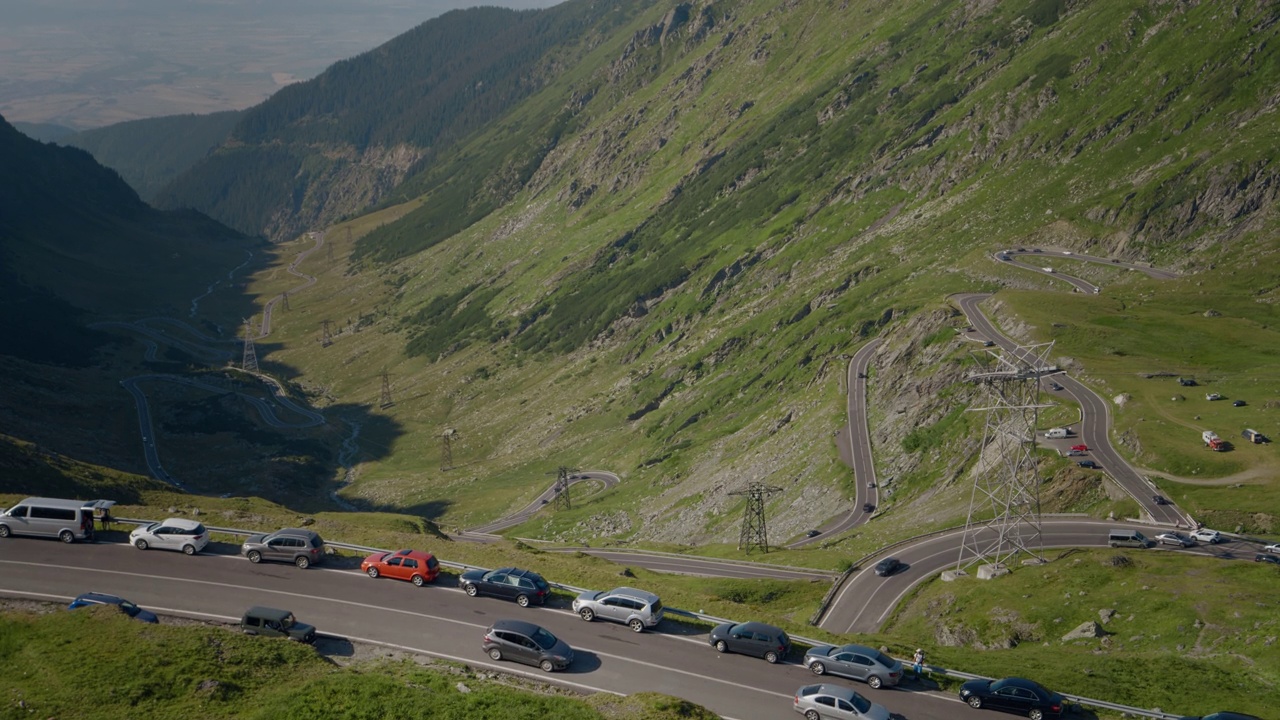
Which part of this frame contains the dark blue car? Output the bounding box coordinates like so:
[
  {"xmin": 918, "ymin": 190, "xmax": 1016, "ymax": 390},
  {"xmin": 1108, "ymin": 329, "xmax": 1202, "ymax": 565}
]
[{"xmin": 68, "ymin": 592, "xmax": 158, "ymax": 623}]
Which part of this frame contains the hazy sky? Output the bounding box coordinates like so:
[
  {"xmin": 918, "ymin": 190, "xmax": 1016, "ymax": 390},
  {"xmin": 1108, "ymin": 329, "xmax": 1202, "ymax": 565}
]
[{"xmin": 1, "ymin": 0, "xmax": 560, "ymax": 130}]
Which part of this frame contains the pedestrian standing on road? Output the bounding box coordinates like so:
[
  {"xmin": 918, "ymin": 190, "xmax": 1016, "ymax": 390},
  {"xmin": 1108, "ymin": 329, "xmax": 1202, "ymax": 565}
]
[{"xmin": 912, "ymin": 648, "xmax": 926, "ymax": 678}]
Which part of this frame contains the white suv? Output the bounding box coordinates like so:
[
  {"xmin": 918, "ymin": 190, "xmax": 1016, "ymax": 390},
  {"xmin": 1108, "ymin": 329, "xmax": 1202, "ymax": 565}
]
[
  {"xmin": 1191, "ymin": 528, "xmax": 1222, "ymax": 544},
  {"xmin": 572, "ymin": 587, "xmax": 663, "ymax": 632}
]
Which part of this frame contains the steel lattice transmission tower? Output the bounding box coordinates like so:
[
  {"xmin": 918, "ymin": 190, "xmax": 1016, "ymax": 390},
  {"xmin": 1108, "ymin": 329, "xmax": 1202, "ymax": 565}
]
[
  {"xmin": 320, "ymin": 319, "xmax": 334, "ymax": 347},
  {"xmin": 241, "ymin": 317, "xmax": 259, "ymax": 373},
  {"xmin": 730, "ymin": 482, "xmax": 783, "ymax": 554},
  {"xmin": 440, "ymin": 429, "xmax": 457, "ymax": 471},
  {"xmin": 379, "ymin": 369, "xmax": 394, "ymax": 409},
  {"xmin": 550, "ymin": 466, "xmax": 577, "ymax": 510},
  {"xmin": 956, "ymin": 339, "xmax": 1057, "ymax": 572}
]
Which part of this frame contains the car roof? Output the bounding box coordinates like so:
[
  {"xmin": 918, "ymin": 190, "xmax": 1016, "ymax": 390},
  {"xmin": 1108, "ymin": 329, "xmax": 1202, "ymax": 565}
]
[
  {"xmin": 734, "ymin": 620, "xmax": 783, "ymax": 633},
  {"xmin": 156, "ymin": 518, "xmax": 203, "ymax": 530},
  {"xmin": 605, "ymin": 587, "xmax": 660, "ymax": 603},
  {"xmin": 389, "ymin": 548, "xmax": 434, "ymax": 559},
  {"xmin": 835, "ymin": 643, "xmax": 881, "ymax": 655},
  {"xmin": 75, "ymin": 592, "xmax": 125, "ymax": 604},
  {"xmin": 244, "ymin": 606, "xmax": 294, "ymax": 621},
  {"xmin": 994, "ymin": 677, "xmax": 1048, "ymax": 693},
  {"xmin": 804, "ymin": 684, "xmax": 860, "ymax": 701},
  {"xmin": 492, "ymin": 618, "xmax": 543, "ymax": 635},
  {"xmin": 268, "ymin": 528, "xmax": 320, "ymax": 539}
]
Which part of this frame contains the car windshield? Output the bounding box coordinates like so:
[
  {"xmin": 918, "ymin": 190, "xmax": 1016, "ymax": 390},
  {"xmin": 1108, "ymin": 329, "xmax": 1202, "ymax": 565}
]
[
  {"xmin": 530, "ymin": 627, "xmax": 558, "ymax": 650},
  {"xmin": 848, "ymin": 692, "xmax": 871, "ymax": 713},
  {"xmin": 119, "ymin": 601, "xmax": 139, "ymax": 616}
]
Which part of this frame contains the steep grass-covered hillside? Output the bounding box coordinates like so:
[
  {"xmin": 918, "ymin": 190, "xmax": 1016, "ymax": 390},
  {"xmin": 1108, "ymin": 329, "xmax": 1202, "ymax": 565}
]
[{"xmin": 222, "ymin": 0, "xmax": 1278, "ymax": 541}]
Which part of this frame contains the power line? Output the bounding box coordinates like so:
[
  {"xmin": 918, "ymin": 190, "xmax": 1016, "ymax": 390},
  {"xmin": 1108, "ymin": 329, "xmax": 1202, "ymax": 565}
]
[
  {"xmin": 729, "ymin": 482, "xmax": 782, "ymax": 554},
  {"xmin": 956, "ymin": 340, "xmax": 1055, "ymax": 574},
  {"xmin": 441, "ymin": 428, "xmax": 457, "ymax": 471},
  {"xmin": 379, "ymin": 369, "xmax": 394, "ymax": 409},
  {"xmin": 241, "ymin": 317, "xmax": 259, "ymax": 373}
]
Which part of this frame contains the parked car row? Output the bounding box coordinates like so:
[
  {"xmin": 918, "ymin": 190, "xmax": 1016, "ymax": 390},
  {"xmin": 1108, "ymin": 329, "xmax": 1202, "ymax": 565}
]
[{"xmin": 17, "ymin": 499, "xmax": 1273, "ymax": 720}]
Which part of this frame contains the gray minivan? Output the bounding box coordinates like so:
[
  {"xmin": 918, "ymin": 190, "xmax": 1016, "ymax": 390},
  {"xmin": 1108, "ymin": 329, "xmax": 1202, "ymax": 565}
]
[
  {"xmin": 1108, "ymin": 528, "xmax": 1153, "ymax": 548},
  {"xmin": 0, "ymin": 498, "xmax": 110, "ymax": 543}
]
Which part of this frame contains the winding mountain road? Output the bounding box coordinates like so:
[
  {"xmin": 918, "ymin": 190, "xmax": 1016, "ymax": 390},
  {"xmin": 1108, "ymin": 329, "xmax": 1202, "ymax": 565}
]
[{"xmin": 787, "ymin": 339, "xmax": 882, "ymax": 548}]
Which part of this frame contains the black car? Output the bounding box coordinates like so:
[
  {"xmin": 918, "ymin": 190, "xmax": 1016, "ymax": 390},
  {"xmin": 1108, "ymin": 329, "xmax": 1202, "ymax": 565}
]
[
  {"xmin": 1255, "ymin": 554, "xmax": 1280, "ymax": 566},
  {"xmin": 862, "ymin": 503, "xmax": 875, "ymax": 513},
  {"xmin": 708, "ymin": 620, "xmax": 791, "ymax": 663},
  {"xmin": 874, "ymin": 557, "xmax": 903, "ymax": 577},
  {"xmin": 1153, "ymin": 495, "xmax": 1169, "ymax": 505},
  {"xmin": 1076, "ymin": 460, "xmax": 1099, "ymax": 469},
  {"xmin": 459, "ymin": 567, "xmax": 550, "ymax": 607},
  {"xmin": 959, "ymin": 677, "xmax": 1065, "ymax": 720},
  {"xmin": 482, "ymin": 618, "xmax": 574, "ymax": 672},
  {"xmin": 68, "ymin": 592, "xmax": 158, "ymax": 623},
  {"xmin": 1233, "ymin": 400, "xmax": 1247, "ymax": 407}
]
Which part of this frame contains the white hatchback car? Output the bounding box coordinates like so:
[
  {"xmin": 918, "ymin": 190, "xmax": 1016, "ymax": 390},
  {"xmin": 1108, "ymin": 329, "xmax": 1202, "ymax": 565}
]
[
  {"xmin": 130, "ymin": 518, "xmax": 209, "ymax": 555},
  {"xmin": 1191, "ymin": 529, "xmax": 1222, "ymax": 544}
]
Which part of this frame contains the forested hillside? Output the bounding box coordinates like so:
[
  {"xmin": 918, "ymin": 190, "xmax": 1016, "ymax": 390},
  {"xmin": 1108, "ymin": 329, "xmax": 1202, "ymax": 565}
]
[
  {"xmin": 64, "ymin": 111, "xmax": 243, "ymax": 200},
  {"xmin": 154, "ymin": 1, "xmax": 655, "ymax": 240},
  {"xmin": 0, "ymin": 115, "xmax": 255, "ymax": 365}
]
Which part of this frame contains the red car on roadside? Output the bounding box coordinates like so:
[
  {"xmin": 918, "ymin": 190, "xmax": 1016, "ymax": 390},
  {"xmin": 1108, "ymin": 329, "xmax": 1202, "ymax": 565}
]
[
  {"xmin": 1071, "ymin": 444, "xmax": 1089, "ymax": 452},
  {"xmin": 361, "ymin": 549, "xmax": 440, "ymax": 586}
]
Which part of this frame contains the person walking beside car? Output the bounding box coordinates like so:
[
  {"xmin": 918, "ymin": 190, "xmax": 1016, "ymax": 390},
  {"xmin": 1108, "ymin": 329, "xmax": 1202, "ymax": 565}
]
[{"xmin": 912, "ymin": 648, "xmax": 926, "ymax": 678}]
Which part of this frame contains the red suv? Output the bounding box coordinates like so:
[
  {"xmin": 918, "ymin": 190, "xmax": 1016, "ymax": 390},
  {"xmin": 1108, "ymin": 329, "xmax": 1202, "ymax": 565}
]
[
  {"xmin": 1070, "ymin": 444, "xmax": 1089, "ymax": 452},
  {"xmin": 361, "ymin": 549, "xmax": 440, "ymax": 586}
]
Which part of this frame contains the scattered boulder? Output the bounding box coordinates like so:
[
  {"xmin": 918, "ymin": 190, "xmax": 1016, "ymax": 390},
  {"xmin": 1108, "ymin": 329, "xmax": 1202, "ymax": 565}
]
[
  {"xmin": 1099, "ymin": 608, "xmax": 1116, "ymax": 624},
  {"xmin": 1062, "ymin": 621, "xmax": 1105, "ymax": 642},
  {"xmin": 1113, "ymin": 393, "xmax": 1131, "ymax": 407},
  {"xmin": 456, "ymin": 682, "xmax": 471, "ymax": 694},
  {"xmin": 1204, "ymin": 309, "xmax": 1221, "ymax": 317}
]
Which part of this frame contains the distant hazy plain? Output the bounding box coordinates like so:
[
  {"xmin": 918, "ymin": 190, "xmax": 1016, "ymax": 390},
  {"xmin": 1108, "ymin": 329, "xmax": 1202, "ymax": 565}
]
[{"xmin": 1, "ymin": 0, "xmax": 559, "ymax": 130}]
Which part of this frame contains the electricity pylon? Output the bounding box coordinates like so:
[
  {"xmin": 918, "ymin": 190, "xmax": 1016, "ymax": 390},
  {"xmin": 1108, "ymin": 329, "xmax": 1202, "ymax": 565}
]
[
  {"xmin": 730, "ymin": 482, "xmax": 782, "ymax": 554},
  {"xmin": 956, "ymin": 340, "xmax": 1056, "ymax": 572}
]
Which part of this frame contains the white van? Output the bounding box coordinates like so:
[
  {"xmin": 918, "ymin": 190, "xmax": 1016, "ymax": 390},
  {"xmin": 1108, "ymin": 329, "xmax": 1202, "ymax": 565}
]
[
  {"xmin": 1108, "ymin": 529, "xmax": 1152, "ymax": 549},
  {"xmin": 1044, "ymin": 428, "xmax": 1070, "ymax": 439},
  {"xmin": 0, "ymin": 498, "xmax": 110, "ymax": 543}
]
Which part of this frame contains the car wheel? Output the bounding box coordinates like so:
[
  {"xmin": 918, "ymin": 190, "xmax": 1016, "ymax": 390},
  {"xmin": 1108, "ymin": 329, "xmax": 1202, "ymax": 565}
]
[
  {"xmin": 516, "ymin": 594, "xmax": 530, "ymax": 608},
  {"xmin": 464, "ymin": 584, "xmax": 478, "ymax": 597},
  {"xmin": 968, "ymin": 696, "xmax": 983, "ymax": 709},
  {"xmin": 488, "ymin": 648, "xmax": 502, "ymax": 661},
  {"xmin": 182, "ymin": 544, "xmax": 196, "ymax": 556},
  {"xmin": 135, "ymin": 539, "xmax": 149, "ymax": 550},
  {"xmin": 805, "ymin": 711, "xmax": 821, "ymax": 720},
  {"xmin": 764, "ymin": 651, "xmax": 780, "ymax": 664},
  {"xmin": 629, "ymin": 618, "xmax": 645, "ymax": 633},
  {"xmin": 367, "ymin": 566, "xmax": 380, "ymax": 578},
  {"xmin": 1030, "ymin": 710, "xmax": 1044, "ymax": 720},
  {"xmin": 412, "ymin": 574, "xmax": 425, "ymax": 587},
  {"xmin": 295, "ymin": 556, "xmax": 310, "ymax": 569},
  {"xmin": 868, "ymin": 675, "xmax": 883, "ymax": 689},
  {"xmin": 809, "ymin": 661, "xmax": 826, "ymax": 676},
  {"xmin": 247, "ymin": 550, "xmax": 262, "ymax": 563},
  {"xmin": 714, "ymin": 640, "xmax": 728, "ymax": 653},
  {"xmin": 540, "ymin": 659, "xmax": 555, "ymax": 673},
  {"xmin": 579, "ymin": 608, "xmax": 595, "ymax": 622},
  {"xmin": 59, "ymin": 530, "xmax": 74, "ymax": 544},
  {"xmin": 0, "ymin": 525, "xmax": 9, "ymax": 538}
]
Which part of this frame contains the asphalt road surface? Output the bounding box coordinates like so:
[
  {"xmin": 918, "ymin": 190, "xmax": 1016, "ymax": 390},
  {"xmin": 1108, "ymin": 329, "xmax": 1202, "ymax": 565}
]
[
  {"xmin": 953, "ymin": 293, "xmax": 1188, "ymax": 526},
  {"xmin": 818, "ymin": 519, "xmax": 1258, "ymax": 635},
  {"xmin": 0, "ymin": 539, "xmax": 972, "ymax": 720},
  {"xmin": 788, "ymin": 339, "xmax": 883, "ymax": 548}
]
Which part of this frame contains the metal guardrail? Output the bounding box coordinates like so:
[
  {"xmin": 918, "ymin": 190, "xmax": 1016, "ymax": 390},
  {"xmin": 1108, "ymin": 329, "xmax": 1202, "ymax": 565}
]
[
  {"xmin": 113, "ymin": 515, "xmax": 1195, "ymax": 719},
  {"xmin": 526, "ymin": 541, "xmax": 838, "ymax": 579}
]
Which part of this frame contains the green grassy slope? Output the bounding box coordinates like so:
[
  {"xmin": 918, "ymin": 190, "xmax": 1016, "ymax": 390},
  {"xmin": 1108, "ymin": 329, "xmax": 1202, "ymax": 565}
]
[
  {"xmin": 0, "ymin": 607, "xmax": 719, "ymax": 720},
  {"xmin": 211, "ymin": 0, "xmax": 1279, "ymax": 541}
]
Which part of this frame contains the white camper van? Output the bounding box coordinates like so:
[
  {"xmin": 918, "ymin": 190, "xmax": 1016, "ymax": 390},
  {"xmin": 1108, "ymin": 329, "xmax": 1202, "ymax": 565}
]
[{"xmin": 1044, "ymin": 427, "xmax": 1070, "ymax": 439}]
